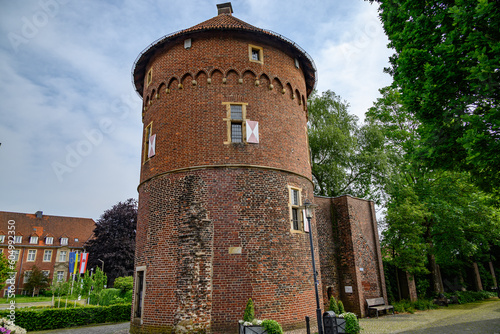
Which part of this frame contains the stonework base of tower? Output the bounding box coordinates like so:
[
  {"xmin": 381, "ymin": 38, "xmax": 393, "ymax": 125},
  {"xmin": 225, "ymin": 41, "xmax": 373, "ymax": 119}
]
[{"xmin": 133, "ymin": 167, "xmax": 321, "ymax": 334}]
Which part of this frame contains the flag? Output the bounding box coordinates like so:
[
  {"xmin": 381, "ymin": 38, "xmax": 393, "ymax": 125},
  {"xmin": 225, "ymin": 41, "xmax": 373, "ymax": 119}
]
[
  {"xmin": 68, "ymin": 252, "xmax": 76, "ymax": 274},
  {"xmin": 246, "ymin": 121, "xmax": 259, "ymax": 143},
  {"xmin": 79, "ymin": 253, "xmax": 89, "ymax": 274},
  {"xmin": 73, "ymin": 252, "xmax": 80, "ymax": 274},
  {"xmin": 148, "ymin": 134, "xmax": 156, "ymax": 158}
]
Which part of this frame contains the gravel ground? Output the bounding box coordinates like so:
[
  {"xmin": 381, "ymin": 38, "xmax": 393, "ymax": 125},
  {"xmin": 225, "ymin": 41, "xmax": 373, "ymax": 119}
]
[{"xmin": 31, "ymin": 298, "xmax": 500, "ymax": 334}]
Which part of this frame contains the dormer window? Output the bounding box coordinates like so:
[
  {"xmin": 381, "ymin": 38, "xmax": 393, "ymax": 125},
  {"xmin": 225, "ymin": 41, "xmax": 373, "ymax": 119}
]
[
  {"xmin": 45, "ymin": 237, "xmax": 53, "ymax": 245},
  {"xmin": 75, "ymin": 238, "xmax": 79, "ymax": 242},
  {"xmin": 61, "ymin": 237, "xmax": 68, "ymax": 246},
  {"xmin": 0, "ymin": 235, "xmax": 4, "ymax": 243},
  {"xmin": 30, "ymin": 236, "xmax": 38, "ymax": 244},
  {"xmin": 14, "ymin": 235, "xmax": 22, "ymax": 244}
]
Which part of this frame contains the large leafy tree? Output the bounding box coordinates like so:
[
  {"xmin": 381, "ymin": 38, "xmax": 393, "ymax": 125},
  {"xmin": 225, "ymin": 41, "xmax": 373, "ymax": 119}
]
[
  {"xmin": 85, "ymin": 198, "xmax": 137, "ymax": 285},
  {"xmin": 308, "ymin": 90, "xmax": 388, "ymax": 203},
  {"xmin": 368, "ymin": 87, "xmax": 500, "ymax": 295},
  {"xmin": 367, "ymin": 0, "xmax": 500, "ymax": 192}
]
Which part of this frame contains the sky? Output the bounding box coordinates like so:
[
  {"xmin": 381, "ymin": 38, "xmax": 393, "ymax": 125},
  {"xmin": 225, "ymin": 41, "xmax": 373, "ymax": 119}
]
[{"xmin": 0, "ymin": 0, "xmax": 393, "ymax": 221}]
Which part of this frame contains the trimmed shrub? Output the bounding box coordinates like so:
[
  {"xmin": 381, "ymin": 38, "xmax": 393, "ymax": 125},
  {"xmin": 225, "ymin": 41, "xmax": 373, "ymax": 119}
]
[
  {"xmin": 342, "ymin": 312, "xmax": 360, "ymax": 334},
  {"xmin": 243, "ymin": 298, "xmax": 255, "ymax": 322},
  {"xmin": 328, "ymin": 296, "xmax": 339, "ymax": 314},
  {"xmin": 261, "ymin": 319, "xmax": 283, "ymax": 334},
  {"xmin": 444, "ymin": 290, "xmax": 495, "ymax": 304},
  {"xmin": 0, "ymin": 303, "xmax": 131, "ymax": 331},
  {"xmin": 338, "ymin": 300, "xmax": 345, "ymax": 314}
]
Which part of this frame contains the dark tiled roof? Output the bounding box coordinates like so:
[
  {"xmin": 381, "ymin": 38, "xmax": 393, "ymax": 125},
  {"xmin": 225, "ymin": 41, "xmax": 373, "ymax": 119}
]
[
  {"xmin": 0, "ymin": 211, "xmax": 95, "ymax": 248},
  {"xmin": 132, "ymin": 13, "xmax": 317, "ymax": 97}
]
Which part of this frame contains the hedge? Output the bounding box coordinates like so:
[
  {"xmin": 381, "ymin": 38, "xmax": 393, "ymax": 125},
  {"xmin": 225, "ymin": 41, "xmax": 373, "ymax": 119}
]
[{"xmin": 0, "ymin": 303, "xmax": 131, "ymax": 331}]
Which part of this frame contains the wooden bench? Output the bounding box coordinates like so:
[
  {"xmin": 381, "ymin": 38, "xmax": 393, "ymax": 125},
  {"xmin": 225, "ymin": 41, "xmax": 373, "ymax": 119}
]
[{"xmin": 366, "ymin": 297, "xmax": 394, "ymax": 318}]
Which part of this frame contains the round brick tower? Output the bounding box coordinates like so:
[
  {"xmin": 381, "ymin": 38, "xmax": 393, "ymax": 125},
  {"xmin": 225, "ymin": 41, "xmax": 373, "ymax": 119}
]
[{"xmin": 131, "ymin": 3, "xmax": 319, "ymax": 333}]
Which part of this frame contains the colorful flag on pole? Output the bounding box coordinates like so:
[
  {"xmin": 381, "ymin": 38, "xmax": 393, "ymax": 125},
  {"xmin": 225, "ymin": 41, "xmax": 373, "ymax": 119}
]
[
  {"xmin": 73, "ymin": 252, "xmax": 80, "ymax": 274},
  {"xmin": 79, "ymin": 253, "xmax": 89, "ymax": 274},
  {"xmin": 68, "ymin": 252, "xmax": 76, "ymax": 274}
]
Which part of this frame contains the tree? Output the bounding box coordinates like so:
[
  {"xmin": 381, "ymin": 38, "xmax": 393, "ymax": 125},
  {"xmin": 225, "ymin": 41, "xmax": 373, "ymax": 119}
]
[
  {"xmin": 23, "ymin": 265, "xmax": 51, "ymax": 297},
  {"xmin": 366, "ymin": 0, "xmax": 500, "ymax": 192},
  {"xmin": 368, "ymin": 86, "xmax": 500, "ymax": 295},
  {"xmin": 308, "ymin": 90, "xmax": 388, "ymax": 203},
  {"xmin": 114, "ymin": 276, "xmax": 134, "ymax": 293},
  {"xmin": 85, "ymin": 198, "xmax": 137, "ymax": 285},
  {"xmin": 0, "ymin": 253, "xmax": 11, "ymax": 291}
]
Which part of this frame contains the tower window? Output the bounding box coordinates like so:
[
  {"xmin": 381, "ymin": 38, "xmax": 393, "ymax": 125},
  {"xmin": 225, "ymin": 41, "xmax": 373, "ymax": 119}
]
[
  {"xmin": 223, "ymin": 103, "xmax": 248, "ymax": 144},
  {"xmin": 146, "ymin": 69, "xmax": 153, "ymax": 87},
  {"xmin": 248, "ymin": 45, "xmax": 263, "ymax": 64},
  {"xmin": 143, "ymin": 122, "xmax": 153, "ymax": 162},
  {"xmin": 288, "ymin": 186, "xmax": 303, "ymax": 232}
]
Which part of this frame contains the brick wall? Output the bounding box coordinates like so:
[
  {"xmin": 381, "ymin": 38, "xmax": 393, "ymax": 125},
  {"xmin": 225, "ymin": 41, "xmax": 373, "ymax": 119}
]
[
  {"xmin": 316, "ymin": 195, "xmax": 387, "ymax": 317},
  {"xmin": 134, "ymin": 169, "xmax": 321, "ymax": 333}
]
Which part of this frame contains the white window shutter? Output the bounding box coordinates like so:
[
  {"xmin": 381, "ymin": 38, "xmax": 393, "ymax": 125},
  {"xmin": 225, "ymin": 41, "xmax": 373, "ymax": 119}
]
[
  {"xmin": 148, "ymin": 134, "xmax": 156, "ymax": 158},
  {"xmin": 303, "ymin": 210, "xmax": 309, "ymax": 232},
  {"xmin": 246, "ymin": 120, "xmax": 259, "ymax": 144}
]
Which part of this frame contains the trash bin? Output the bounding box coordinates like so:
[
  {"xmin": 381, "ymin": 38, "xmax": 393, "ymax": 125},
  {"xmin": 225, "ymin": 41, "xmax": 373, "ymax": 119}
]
[
  {"xmin": 323, "ymin": 311, "xmax": 346, "ymax": 334},
  {"xmin": 323, "ymin": 311, "xmax": 337, "ymax": 334}
]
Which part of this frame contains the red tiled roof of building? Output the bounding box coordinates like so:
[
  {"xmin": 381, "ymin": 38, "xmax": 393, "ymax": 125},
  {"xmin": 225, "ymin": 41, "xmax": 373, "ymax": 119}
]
[
  {"xmin": 0, "ymin": 211, "xmax": 95, "ymax": 248},
  {"xmin": 132, "ymin": 9, "xmax": 316, "ymax": 97}
]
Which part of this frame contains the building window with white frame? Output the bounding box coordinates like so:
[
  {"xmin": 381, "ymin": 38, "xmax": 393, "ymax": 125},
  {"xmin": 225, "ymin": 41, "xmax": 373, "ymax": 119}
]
[
  {"xmin": 59, "ymin": 250, "xmax": 67, "ymax": 262},
  {"xmin": 14, "ymin": 235, "xmax": 22, "ymax": 244},
  {"xmin": 23, "ymin": 271, "xmax": 31, "ymax": 283},
  {"xmin": 42, "ymin": 270, "xmax": 50, "ymax": 278},
  {"xmin": 57, "ymin": 271, "xmax": 65, "ymax": 282},
  {"xmin": 45, "ymin": 237, "xmax": 53, "ymax": 245},
  {"xmin": 11, "ymin": 249, "xmax": 19, "ymax": 261},
  {"xmin": 30, "ymin": 236, "xmax": 38, "ymax": 244},
  {"xmin": 0, "ymin": 235, "xmax": 5, "ymax": 243},
  {"xmin": 27, "ymin": 249, "xmax": 36, "ymax": 262},
  {"xmin": 43, "ymin": 250, "xmax": 52, "ymax": 262},
  {"xmin": 60, "ymin": 237, "xmax": 68, "ymax": 245}
]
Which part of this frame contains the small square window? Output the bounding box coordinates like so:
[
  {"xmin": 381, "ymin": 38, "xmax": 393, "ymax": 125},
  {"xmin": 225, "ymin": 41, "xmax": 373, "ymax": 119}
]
[
  {"xmin": 248, "ymin": 45, "xmax": 263, "ymax": 64},
  {"xmin": 30, "ymin": 236, "xmax": 38, "ymax": 244},
  {"xmin": 75, "ymin": 238, "xmax": 79, "ymax": 242},
  {"xmin": 14, "ymin": 236, "xmax": 22, "ymax": 244},
  {"xmin": 45, "ymin": 237, "xmax": 53, "ymax": 245},
  {"xmin": 61, "ymin": 237, "xmax": 68, "ymax": 245}
]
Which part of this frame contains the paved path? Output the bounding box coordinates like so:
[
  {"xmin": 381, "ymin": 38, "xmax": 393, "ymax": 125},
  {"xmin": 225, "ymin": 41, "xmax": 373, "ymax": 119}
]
[{"xmin": 30, "ymin": 298, "xmax": 500, "ymax": 334}]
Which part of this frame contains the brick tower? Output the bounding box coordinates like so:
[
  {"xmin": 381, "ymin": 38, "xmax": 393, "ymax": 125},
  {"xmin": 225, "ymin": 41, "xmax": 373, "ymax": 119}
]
[{"xmin": 131, "ymin": 3, "xmax": 318, "ymax": 333}]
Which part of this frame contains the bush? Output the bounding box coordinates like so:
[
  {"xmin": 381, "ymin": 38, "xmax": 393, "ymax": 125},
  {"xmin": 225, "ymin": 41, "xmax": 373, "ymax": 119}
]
[
  {"xmin": 444, "ymin": 290, "xmax": 495, "ymax": 304},
  {"xmin": 243, "ymin": 298, "xmax": 255, "ymax": 322},
  {"xmin": 0, "ymin": 304, "xmax": 131, "ymax": 331},
  {"xmin": 261, "ymin": 319, "xmax": 283, "ymax": 334},
  {"xmin": 114, "ymin": 276, "xmax": 134, "ymax": 292},
  {"xmin": 341, "ymin": 312, "xmax": 360, "ymax": 334},
  {"xmin": 328, "ymin": 296, "xmax": 339, "ymax": 314},
  {"xmin": 338, "ymin": 300, "xmax": 345, "ymax": 314}
]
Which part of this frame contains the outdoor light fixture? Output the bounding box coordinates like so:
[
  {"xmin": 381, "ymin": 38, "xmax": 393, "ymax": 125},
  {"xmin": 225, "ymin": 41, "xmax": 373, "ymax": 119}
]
[{"xmin": 303, "ymin": 199, "xmax": 323, "ymax": 334}]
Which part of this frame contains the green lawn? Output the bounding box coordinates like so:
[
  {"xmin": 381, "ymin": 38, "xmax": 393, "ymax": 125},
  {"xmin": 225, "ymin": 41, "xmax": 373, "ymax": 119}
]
[{"xmin": 0, "ymin": 295, "xmax": 55, "ymax": 304}]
